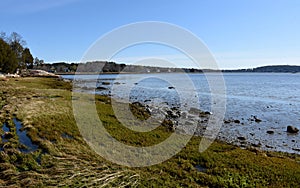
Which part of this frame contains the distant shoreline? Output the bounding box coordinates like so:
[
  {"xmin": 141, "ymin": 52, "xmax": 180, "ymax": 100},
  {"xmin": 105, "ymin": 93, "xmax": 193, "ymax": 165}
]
[
  {"xmin": 57, "ymin": 71, "xmax": 300, "ymax": 75},
  {"xmin": 35, "ymin": 61, "xmax": 300, "ymax": 75}
]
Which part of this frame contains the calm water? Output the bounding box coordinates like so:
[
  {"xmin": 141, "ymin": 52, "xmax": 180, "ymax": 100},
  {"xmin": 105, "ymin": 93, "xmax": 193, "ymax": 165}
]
[{"xmin": 64, "ymin": 73, "xmax": 300, "ymax": 154}]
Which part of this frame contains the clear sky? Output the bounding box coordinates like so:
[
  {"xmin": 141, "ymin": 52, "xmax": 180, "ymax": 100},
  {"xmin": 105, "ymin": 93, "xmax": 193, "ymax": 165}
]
[{"xmin": 1, "ymin": 0, "xmax": 300, "ymax": 69}]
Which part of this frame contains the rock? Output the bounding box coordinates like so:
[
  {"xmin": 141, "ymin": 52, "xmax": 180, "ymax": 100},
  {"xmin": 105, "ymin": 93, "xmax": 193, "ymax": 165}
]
[
  {"xmin": 145, "ymin": 106, "xmax": 152, "ymax": 114},
  {"xmin": 292, "ymin": 148, "xmax": 300, "ymax": 152},
  {"xmin": 237, "ymin": 136, "xmax": 246, "ymax": 141},
  {"xmin": 96, "ymin": 86, "xmax": 108, "ymax": 90},
  {"xmin": 162, "ymin": 119, "xmax": 174, "ymax": 128},
  {"xmin": 248, "ymin": 115, "xmax": 262, "ymax": 123},
  {"xmin": 287, "ymin": 125, "xmax": 299, "ymax": 133},
  {"xmin": 6, "ymin": 73, "xmax": 20, "ymax": 78},
  {"xmin": 249, "ymin": 147, "xmax": 260, "ymax": 154},
  {"xmin": 266, "ymin": 130, "xmax": 275, "ymax": 134},
  {"xmin": 166, "ymin": 110, "xmax": 179, "ymax": 119},
  {"xmin": 0, "ymin": 74, "xmax": 8, "ymax": 81},
  {"xmin": 251, "ymin": 142, "xmax": 262, "ymax": 148},
  {"xmin": 255, "ymin": 119, "xmax": 262, "ymax": 123},
  {"xmin": 224, "ymin": 120, "xmax": 231, "ymax": 124},
  {"xmin": 131, "ymin": 101, "xmax": 144, "ymax": 107},
  {"xmin": 189, "ymin": 107, "xmax": 202, "ymax": 115},
  {"xmin": 234, "ymin": 119, "xmax": 240, "ymax": 124},
  {"xmin": 168, "ymin": 86, "xmax": 175, "ymax": 89},
  {"xmin": 254, "ymin": 116, "xmax": 262, "ymax": 123},
  {"xmin": 101, "ymin": 82, "xmax": 110, "ymax": 85},
  {"xmin": 204, "ymin": 111, "xmax": 212, "ymax": 115}
]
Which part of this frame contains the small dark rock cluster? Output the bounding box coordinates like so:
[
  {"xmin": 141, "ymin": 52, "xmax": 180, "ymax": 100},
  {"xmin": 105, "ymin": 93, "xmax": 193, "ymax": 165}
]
[
  {"xmin": 248, "ymin": 115, "xmax": 262, "ymax": 123},
  {"xmin": 224, "ymin": 119, "xmax": 241, "ymax": 124},
  {"xmin": 128, "ymin": 100, "xmax": 213, "ymax": 134}
]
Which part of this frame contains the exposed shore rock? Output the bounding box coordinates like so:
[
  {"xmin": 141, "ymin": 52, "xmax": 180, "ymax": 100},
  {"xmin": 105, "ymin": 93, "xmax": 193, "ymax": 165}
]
[
  {"xmin": 287, "ymin": 126, "xmax": 299, "ymax": 134},
  {"xmin": 237, "ymin": 136, "xmax": 246, "ymax": 141},
  {"xmin": 188, "ymin": 107, "xmax": 202, "ymax": 115},
  {"xmin": 0, "ymin": 74, "xmax": 8, "ymax": 81},
  {"xmin": 21, "ymin": 69, "xmax": 61, "ymax": 78},
  {"xmin": 248, "ymin": 115, "xmax": 262, "ymax": 123},
  {"xmin": 224, "ymin": 120, "xmax": 231, "ymax": 124},
  {"xmin": 101, "ymin": 82, "xmax": 110, "ymax": 85},
  {"xmin": 104, "ymin": 98, "xmax": 299, "ymax": 154},
  {"xmin": 96, "ymin": 86, "xmax": 108, "ymax": 90},
  {"xmin": 234, "ymin": 119, "xmax": 241, "ymax": 124},
  {"xmin": 223, "ymin": 119, "xmax": 241, "ymax": 124},
  {"xmin": 254, "ymin": 116, "xmax": 262, "ymax": 123},
  {"xmin": 5, "ymin": 73, "xmax": 20, "ymax": 78}
]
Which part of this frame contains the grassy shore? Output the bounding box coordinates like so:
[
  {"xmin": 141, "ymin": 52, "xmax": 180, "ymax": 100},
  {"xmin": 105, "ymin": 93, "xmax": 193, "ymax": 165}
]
[{"xmin": 0, "ymin": 77, "xmax": 299, "ymax": 187}]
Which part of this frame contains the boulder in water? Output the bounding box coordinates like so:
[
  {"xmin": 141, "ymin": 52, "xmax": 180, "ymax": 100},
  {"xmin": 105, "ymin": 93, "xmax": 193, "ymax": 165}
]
[
  {"xmin": 237, "ymin": 136, "xmax": 246, "ymax": 141},
  {"xmin": 224, "ymin": 120, "xmax": 231, "ymax": 124},
  {"xmin": 254, "ymin": 116, "xmax": 262, "ymax": 123},
  {"xmin": 287, "ymin": 126, "xmax": 299, "ymax": 133},
  {"xmin": 96, "ymin": 86, "xmax": 108, "ymax": 90},
  {"xmin": 234, "ymin": 119, "xmax": 241, "ymax": 124}
]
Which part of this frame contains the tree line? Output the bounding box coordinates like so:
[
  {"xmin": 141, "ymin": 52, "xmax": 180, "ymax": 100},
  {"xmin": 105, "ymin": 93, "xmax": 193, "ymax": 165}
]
[
  {"xmin": 0, "ymin": 32, "xmax": 44, "ymax": 74},
  {"xmin": 222, "ymin": 65, "xmax": 300, "ymax": 73}
]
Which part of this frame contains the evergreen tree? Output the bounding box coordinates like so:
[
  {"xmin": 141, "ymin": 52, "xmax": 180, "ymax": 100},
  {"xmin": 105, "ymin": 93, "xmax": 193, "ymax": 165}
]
[
  {"xmin": 0, "ymin": 39, "xmax": 18, "ymax": 73},
  {"xmin": 22, "ymin": 48, "xmax": 34, "ymax": 69},
  {"xmin": 0, "ymin": 31, "xmax": 37, "ymax": 72}
]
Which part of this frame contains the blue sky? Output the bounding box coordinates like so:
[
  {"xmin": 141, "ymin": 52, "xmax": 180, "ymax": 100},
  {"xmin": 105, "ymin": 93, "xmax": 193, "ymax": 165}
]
[{"xmin": 1, "ymin": 0, "xmax": 299, "ymax": 69}]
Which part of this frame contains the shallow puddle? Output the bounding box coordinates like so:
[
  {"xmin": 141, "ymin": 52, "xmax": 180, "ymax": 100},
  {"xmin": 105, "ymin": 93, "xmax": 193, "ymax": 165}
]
[
  {"xmin": 61, "ymin": 133, "xmax": 74, "ymax": 139},
  {"xmin": 13, "ymin": 118, "xmax": 38, "ymax": 153},
  {"xmin": 194, "ymin": 164, "xmax": 207, "ymax": 173},
  {"xmin": 1, "ymin": 123, "xmax": 10, "ymax": 151},
  {"xmin": 2, "ymin": 122, "xmax": 10, "ymax": 132}
]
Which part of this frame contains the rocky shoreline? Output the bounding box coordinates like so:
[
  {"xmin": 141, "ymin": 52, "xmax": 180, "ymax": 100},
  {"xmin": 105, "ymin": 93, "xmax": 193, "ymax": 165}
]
[
  {"xmin": 126, "ymin": 100, "xmax": 300, "ymax": 154},
  {"xmin": 70, "ymin": 77, "xmax": 300, "ymax": 154}
]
